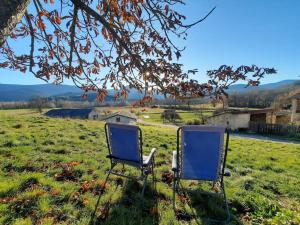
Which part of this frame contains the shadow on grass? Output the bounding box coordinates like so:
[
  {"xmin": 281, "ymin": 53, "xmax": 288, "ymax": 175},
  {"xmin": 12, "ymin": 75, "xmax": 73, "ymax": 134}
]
[
  {"xmin": 176, "ymin": 182, "xmax": 242, "ymax": 225},
  {"xmin": 90, "ymin": 175, "xmax": 158, "ymax": 225}
]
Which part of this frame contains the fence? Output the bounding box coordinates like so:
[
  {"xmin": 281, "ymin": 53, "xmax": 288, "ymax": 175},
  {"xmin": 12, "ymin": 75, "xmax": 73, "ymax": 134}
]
[{"xmin": 249, "ymin": 122, "xmax": 300, "ymax": 135}]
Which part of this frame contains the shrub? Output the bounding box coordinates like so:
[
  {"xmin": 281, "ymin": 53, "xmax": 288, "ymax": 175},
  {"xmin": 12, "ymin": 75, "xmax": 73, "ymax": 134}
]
[
  {"xmin": 161, "ymin": 110, "xmax": 181, "ymax": 122},
  {"xmin": 186, "ymin": 119, "xmax": 201, "ymax": 125},
  {"xmin": 193, "ymin": 119, "xmax": 201, "ymax": 125},
  {"xmin": 186, "ymin": 120, "xmax": 193, "ymax": 125}
]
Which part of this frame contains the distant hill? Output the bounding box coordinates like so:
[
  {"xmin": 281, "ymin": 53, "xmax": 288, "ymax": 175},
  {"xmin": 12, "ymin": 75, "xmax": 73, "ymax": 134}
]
[
  {"xmin": 227, "ymin": 80, "xmax": 299, "ymax": 93},
  {"xmin": 49, "ymin": 92, "xmax": 115, "ymax": 102},
  {"xmin": 0, "ymin": 80, "xmax": 298, "ymax": 102},
  {"xmin": 0, "ymin": 83, "xmax": 158, "ymax": 102},
  {"xmin": 0, "ymin": 84, "xmax": 82, "ymax": 101},
  {"xmin": 227, "ymin": 80, "xmax": 300, "ymax": 108}
]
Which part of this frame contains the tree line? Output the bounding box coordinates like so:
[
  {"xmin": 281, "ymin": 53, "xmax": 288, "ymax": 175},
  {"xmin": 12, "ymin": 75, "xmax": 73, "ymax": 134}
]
[{"xmin": 228, "ymin": 83, "xmax": 300, "ymax": 108}]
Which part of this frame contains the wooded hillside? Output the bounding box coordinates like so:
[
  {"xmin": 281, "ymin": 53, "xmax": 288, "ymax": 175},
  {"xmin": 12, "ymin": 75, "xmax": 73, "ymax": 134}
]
[{"xmin": 228, "ymin": 81, "xmax": 300, "ymax": 108}]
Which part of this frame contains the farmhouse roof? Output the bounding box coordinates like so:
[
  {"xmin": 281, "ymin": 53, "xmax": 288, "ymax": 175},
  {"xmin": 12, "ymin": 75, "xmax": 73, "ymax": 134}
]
[{"xmin": 45, "ymin": 108, "xmax": 94, "ymax": 119}]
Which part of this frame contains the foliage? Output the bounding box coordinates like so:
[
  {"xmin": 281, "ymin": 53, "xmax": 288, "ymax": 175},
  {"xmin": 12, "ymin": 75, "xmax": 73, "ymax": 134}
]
[
  {"xmin": 29, "ymin": 96, "xmax": 48, "ymax": 113},
  {"xmin": 139, "ymin": 108, "xmax": 212, "ymax": 125},
  {"xmin": 160, "ymin": 110, "xmax": 181, "ymax": 122},
  {"xmin": 186, "ymin": 119, "xmax": 201, "ymax": 125},
  {"xmin": 228, "ymin": 81, "xmax": 300, "ymax": 108},
  {"xmin": 0, "ymin": 0, "xmax": 276, "ymax": 102}
]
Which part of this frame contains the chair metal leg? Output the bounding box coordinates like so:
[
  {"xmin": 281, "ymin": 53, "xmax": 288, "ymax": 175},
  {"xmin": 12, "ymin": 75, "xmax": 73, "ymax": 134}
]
[
  {"xmin": 173, "ymin": 179, "xmax": 231, "ymax": 224},
  {"xmin": 221, "ymin": 180, "xmax": 230, "ymax": 224},
  {"xmin": 173, "ymin": 171, "xmax": 177, "ymax": 210},
  {"xmin": 141, "ymin": 174, "xmax": 148, "ymax": 196},
  {"xmin": 202, "ymin": 180, "xmax": 231, "ymax": 224},
  {"xmin": 90, "ymin": 169, "xmax": 112, "ymax": 225},
  {"xmin": 152, "ymin": 159, "xmax": 156, "ymax": 193}
]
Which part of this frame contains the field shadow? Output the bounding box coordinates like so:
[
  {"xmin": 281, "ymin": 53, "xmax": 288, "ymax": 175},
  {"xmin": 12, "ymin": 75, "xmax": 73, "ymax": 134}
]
[
  {"xmin": 90, "ymin": 177, "xmax": 159, "ymax": 225},
  {"xmin": 175, "ymin": 182, "xmax": 242, "ymax": 225}
]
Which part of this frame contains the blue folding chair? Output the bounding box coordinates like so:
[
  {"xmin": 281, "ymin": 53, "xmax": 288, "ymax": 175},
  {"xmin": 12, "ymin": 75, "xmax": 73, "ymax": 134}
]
[
  {"xmin": 105, "ymin": 123, "xmax": 156, "ymax": 195},
  {"xmin": 172, "ymin": 125, "xmax": 231, "ymax": 223}
]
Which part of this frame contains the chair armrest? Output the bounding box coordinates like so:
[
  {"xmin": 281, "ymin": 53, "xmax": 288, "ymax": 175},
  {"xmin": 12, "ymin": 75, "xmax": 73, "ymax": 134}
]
[
  {"xmin": 143, "ymin": 148, "xmax": 156, "ymax": 165},
  {"xmin": 223, "ymin": 168, "xmax": 231, "ymax": 177},
  {"xmin": 172, "ymin": 151, "xmax": 178, "ymax": 171}
]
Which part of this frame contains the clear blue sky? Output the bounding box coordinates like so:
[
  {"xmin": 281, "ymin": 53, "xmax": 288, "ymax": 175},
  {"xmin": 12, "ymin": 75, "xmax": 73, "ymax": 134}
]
[{"xmin": 0, "ymin": 0, "xmax": 299, "ymax": 85}]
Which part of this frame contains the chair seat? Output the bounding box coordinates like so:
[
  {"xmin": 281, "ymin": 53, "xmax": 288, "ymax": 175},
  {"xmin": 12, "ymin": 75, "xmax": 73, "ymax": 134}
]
[
  {"xmin": 107, "ymin": 147, "xmax": 156, "ymax": 168},
  {"xmin": 109, "ymin": 154, "xmax": 153, "ymax": 167}
]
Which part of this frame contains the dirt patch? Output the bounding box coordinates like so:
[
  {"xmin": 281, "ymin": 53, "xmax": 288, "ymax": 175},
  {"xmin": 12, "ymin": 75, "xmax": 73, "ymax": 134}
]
[
  {"xmin": 161, "ymin": 171, "xmax": 173, "ymax": 185},
  {"xmin": 54, "ymin": 161, "xmax": 82, "ymax": 182}
]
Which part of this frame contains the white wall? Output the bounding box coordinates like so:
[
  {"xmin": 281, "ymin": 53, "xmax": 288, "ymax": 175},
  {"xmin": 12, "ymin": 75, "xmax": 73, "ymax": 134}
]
[
  {"xmin": 88, "ymin": 109, "xmax": 104, "ymax": 120},
  {"xmin": 104, "ymin": 115, "xmax": 136, "ymax": 124},
  {"xmin": 207, "ymin": 113, "xmax": 250, "ymax": 130}
]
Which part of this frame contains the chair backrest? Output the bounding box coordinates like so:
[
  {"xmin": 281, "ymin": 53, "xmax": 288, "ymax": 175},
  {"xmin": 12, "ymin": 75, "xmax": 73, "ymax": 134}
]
[
  {"xmin": 106, "ymin": 123, "xmax": 141, "ymax": 163},
  {"xmin": 179, "ymin": 125, "xmax": 226, "ymax": 181}
]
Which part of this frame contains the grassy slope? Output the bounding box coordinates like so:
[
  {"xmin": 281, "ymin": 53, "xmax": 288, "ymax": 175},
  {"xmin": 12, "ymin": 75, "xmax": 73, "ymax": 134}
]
[{"xmin": 0, "ymin": 110, "xmax": 299, "ymax": 225}]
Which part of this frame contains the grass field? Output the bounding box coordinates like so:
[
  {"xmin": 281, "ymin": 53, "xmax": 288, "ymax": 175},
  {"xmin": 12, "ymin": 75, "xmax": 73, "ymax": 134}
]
[
  {"xmin": 138, "ymin": 110, "xmax": 213, "ymax": 125},
  {"xmin": 93, "ymin": 106, "xmax": 213, "ymax": 125},
  {"xmin": 0, "ymin": 109, "xmax": 300, "ymax": 225}
]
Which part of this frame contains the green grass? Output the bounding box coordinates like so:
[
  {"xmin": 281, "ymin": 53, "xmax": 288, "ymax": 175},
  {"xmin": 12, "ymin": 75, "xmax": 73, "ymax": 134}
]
[
  {"xmin": 138, "ymin": 110, "xmax": 213, "ymax": 125},
  {"xmin": 0, "ymin": 109, "xmax": 299, "ymax": 224}
]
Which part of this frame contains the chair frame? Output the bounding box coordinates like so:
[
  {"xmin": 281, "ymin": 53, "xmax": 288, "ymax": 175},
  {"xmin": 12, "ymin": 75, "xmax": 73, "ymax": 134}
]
[
  {"xmin": 172, "ymin": 126, "xmax": 230, "ymax": 223},
  {"xmin": 104, "ymin": 123, "xmax": 156, "ymax": 196}
]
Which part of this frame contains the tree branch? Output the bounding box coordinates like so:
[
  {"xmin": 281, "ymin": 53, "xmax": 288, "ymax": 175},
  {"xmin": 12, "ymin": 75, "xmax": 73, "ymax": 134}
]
[
  {"xmin": 181, "ymin": 6, "xmax": 216, "ymax": 28},
  {"xmin": 71, "ymin": 0, "xmax": 144, "ymax": 69},
  {"xmin": 69, "ymin": 5, "xmax": 78, "ymax": 72},
  {"xmin": 24, "ymin": 11, "xmax": 36, "ymax": 75}
]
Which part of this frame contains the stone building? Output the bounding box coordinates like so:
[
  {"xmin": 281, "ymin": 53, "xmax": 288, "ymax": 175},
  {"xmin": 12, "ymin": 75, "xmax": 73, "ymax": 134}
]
[
  {"xmin": 290, "ymin": 98, "xmax": 300, "ymax": 123},
  {"xmin": 207, "ymin": 109, "xmax": 276, "ymax": 131},
  {"xmin": 45, "ymin": 108, "xmax": 137, "ymax": 124},
  {"xmin": 273, "ymin": 89, "xmax": 300, "ymax": 124}
]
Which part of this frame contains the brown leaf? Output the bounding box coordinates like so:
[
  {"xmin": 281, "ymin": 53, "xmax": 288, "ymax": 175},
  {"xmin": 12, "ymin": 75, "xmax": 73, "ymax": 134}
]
[
  {"xmin": 165, "ymin": 5, "xmax": 169, "ymax": 14},
  {"xmin": 79, "ymin": 181, "xmax": 92, "ymax": 193},
  {"xmin": 161, "ymin": 171, "xmax": 173, "ymax": 185},
  {"xmin": 102, "ymin": 27, "xmax": 108, "ymax": 40},
  {"xmin": 53, "ymin": 15, "xmax": 61, "ymax": 25},
  {"xmin": 0, "ymin": 197, "xmax": 17, "ymax": 203},
  {"xmin": 94, "ymin": 58, "xmax": 100, "ymax": 68},
  {"xmin": 50, "ymin": 189, "xmax": 60, "ymax": 196},
  {"xmin": 37, "ymin": 19, "xmax": 46, "ymax": 30},
  {"xmin": 148, "ymin": 207, "xmax": 159, "ymax": 215},
  {"xmin": 38, "ymin": 10, "xmax": 49, "ymax": 17}
]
